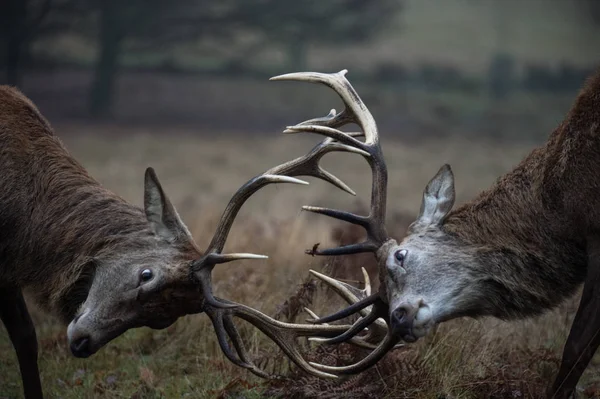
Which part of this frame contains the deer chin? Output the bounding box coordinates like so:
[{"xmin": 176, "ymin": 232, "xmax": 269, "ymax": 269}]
[
  {"xmin": 411, "ymin": 306, "xmax": 435, "ymax": 338},
  {"xmin": 147, "ymin": 316, "xmax": 178, "ymax": 330}
]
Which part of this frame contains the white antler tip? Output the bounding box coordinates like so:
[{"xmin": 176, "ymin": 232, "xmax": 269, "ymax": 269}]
[
  {"xmin": 269, "ymin": 72, "xmax": 318, "ymax": 82},
  {"xmin": 222, "ymin": 253, "xmax": 268, "ymax": 260},
  {"xmin": 303, "ymin": 307, "xmax": 320, "ymax": 321},
  {"xmin": 338, "ymin": 69, "xmax": 349, "ymax": 76},
  {"xmin": 309, "ymin": 269, "xmax": 335, "ymax": 283},
  {"xmin": 241, "ymin": 254, "xmax": 269, "ymax": 260},
  {"xmin": 263, "ymin": 174, "xmax": 309, "ymax": 185}
]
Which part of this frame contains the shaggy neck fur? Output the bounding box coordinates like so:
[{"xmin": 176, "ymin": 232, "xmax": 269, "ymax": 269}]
[
  {"xmin": 0, "ymin": 86, "xmax": 154, "ymax": 322},
  {"xmin": 440, "ymin": 70, "xmax": 600, "ymax": 320}
]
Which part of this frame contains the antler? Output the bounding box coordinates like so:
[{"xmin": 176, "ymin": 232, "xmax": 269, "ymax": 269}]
[
  {"xmin": 190, "ymin": 124, "xmax": 384, "ymax": 378},
  {"xmin": 272, "ymin": 69, "xmax": 390, "ymax": 255},
  {"xmin": 270, "ymin": 69, "xmax": 402, "ymax": 375}
]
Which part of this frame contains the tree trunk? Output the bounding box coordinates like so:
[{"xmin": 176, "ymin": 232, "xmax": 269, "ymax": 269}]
[
  {"xmin": 89, "ymin": 0, "xmax": 123, "ymax": 118},
  {"xmin": 4, "ymin": 0, "xmax": 28, "ymax": 86}
]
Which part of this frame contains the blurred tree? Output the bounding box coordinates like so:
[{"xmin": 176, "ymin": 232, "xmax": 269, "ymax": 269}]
[
  {"xmin": 0, "ymin": 0, "xmax": 51, "ymax": 86},
  {"xmin": 239, "ymin": 0, "xmax": 400, "ymax": 71},
  {"xmin": 9, "ymin": 0, "xmax": 400, "ymax": 117},
  {"xmin": 86, "ymin": 0, "xmax": 242, "ymax": 117}
]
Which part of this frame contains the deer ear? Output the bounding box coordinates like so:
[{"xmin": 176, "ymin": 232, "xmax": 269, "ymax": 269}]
[
  {"xmin": 415, "ymin": 164, "xmax": 455, "ymax": 228},
  {"xmin": 143, "ymin": 167, "xmax": 194, "ymax": 244}
]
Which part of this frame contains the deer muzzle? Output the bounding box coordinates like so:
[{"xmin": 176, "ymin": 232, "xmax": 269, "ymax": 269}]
[{"xmin": 390, "ymin": 300, "xmax": 433, "ymax": 342}]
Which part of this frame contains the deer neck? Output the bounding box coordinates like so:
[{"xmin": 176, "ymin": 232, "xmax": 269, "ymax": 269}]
[
  {"xmin": 440, "ymin": 149, "xmax": 587, "ymax": 319},
  {"xmin": 22, "ymin": 179, "xmax": 154, "ymax": 321}
]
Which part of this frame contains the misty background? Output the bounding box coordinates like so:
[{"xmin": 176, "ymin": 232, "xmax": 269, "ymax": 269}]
[
  {"xmin": 3, "ymin": 1, "xmax": 600, "ymax": 397},
  {"xmin": 2, "ymin": 0, "xmax": 600, "ymax": 141}
]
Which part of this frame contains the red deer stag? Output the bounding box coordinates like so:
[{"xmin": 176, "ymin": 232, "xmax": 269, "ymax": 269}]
[
  {"xmin": 0, "ymin": 85, "xmax": 376, "ymax": 398},
  {"xmin": 267, "ymin": 68, "xmax": 600, "ymax": 398}
]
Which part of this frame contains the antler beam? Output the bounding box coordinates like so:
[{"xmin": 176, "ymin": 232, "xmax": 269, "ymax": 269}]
[
  {"xmin": 190, "ymin": 109, "xmax": 392, "ymax": 378},
  {"xmin": 270, "ymin": 69, "xmax": 404, "ymax": 375}
]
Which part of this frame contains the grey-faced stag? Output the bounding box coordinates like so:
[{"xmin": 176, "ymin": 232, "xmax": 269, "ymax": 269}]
[
  {"xmin": 269, "ymin": 68, "xmax": 600, "ymax": 399},
  {"xmin": 0, "ymin": 85, "xmax": 386, "ymax": 398}
]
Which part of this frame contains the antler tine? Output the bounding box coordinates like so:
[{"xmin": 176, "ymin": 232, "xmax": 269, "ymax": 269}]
[
  {"xmin": 192, "ymin": 174, "xmax": 309, "ymax": 310},
  {"xmin": 271, "ymin": 69, "xmax": 390, "ymax": 256},
  {"xmin": 309, "ymin": 268, "xmax": 377, "ymax": 319},
  {"xmin": 207, "ymin": 297, "xmax": 363, "ymax": 379},
  {"xmin": 307, "ymin": 268, "xmax": 393, "ymax": 346},
  {"xmin": 204, "ymin": 174, "xmax": 308, "ymax": 255},
  {"xmin": 305, "ymin": 270, "xmax": 401, "ymax": 375},
  {"xmin": 265, "ymin": 134, "xmax": 370, "ymax": 196},
  {"xmin": 303, "ymin": 308, "xmax": 382, "ymax": 350},
  {"xmin": 309, "ymin": 326, "xmax": 401, "ymax": 375},
  {"xmin": 270, "ymin": 70, "xmax": 378, "ymax": 146}
]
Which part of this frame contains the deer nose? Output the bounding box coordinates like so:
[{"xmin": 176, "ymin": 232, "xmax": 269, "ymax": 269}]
[
  {"xmin": 390, "ymin": 304, "xmax": 417, "ymax": 342},
  {"xmin": 70, "ymin": 337, "xmax": 92, "ymax": 358}
]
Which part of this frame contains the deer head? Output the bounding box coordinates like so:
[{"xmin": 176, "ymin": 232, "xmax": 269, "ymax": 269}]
[{"xmin": 66, "ymin": 168, "xmax": 204, "ymax": 358}]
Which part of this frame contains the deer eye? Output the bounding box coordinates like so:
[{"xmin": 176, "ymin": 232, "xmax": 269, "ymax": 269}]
[
  {"xmin": 140, "ymin": 269, "xmax": 153, "ymax": 282},
  {"xmin": 394, "ymin": 249, "xmax": 407, "ymax": 266}
]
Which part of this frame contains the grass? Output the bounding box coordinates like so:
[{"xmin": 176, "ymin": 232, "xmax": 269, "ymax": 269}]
[{"xmin": 0, "ymin": 124, "xmax": 598, "ymax": 398}]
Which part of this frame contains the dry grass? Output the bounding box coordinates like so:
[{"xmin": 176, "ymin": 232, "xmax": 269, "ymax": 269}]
[{"xmin": 1, "ymin": 124, "xmax": 599, "ymax": 398}]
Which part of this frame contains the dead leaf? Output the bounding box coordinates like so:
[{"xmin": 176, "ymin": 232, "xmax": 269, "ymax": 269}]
[{"xmin": 71, "ymin": 369, "xmax": 85, "ymax": 386}]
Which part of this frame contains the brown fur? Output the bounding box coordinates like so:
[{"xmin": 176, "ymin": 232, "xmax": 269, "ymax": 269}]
[
  {"xmin": 441, "ymin": 71, "xmax": 600, "ymax": 319},
  {"xmin": 0, "ymin": 86, "xmax": 153, "ymax": 320},
  {"xmin": 0, "ymin": 85, "xmax": 204, "ymax": 398}
]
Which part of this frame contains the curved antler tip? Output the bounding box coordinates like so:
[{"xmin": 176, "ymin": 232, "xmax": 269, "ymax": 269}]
[
  {"xmin": 308, "ymin": 268, "xmax": 327, "ymax": 279},
  {"xmin": 303, "ymin": 307, "xmax": 320, "ymax": 323},
  {"xmin": 269, "ymin": 72, "xmax": 318, "ymax": 82},
  {"xmin": 269, "ymin": 73, "xmax": 288, "ymax": 81},
  {"xmin": 338, "ymin": 69, "xmax": 349, "ymax": 76},
  {"xmin": 262, "ymin": 174, "xmax": 309, "ymax": 185},
  {"xmin": 208, "ymin": 253, "xmax": 269, "ymax": 264}
]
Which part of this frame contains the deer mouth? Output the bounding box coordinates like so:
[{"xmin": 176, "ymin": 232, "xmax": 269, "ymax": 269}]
[
  {"xmin": 389, "ymin": 301, "xmax": 434, "ymax": 342},
  {"xmin": 70, "ymin": 336, "xmax": 93, "ymax": 358},
  {"xmin": 67, "ymin": 313, "xmax": 132, "ymax": 358}
]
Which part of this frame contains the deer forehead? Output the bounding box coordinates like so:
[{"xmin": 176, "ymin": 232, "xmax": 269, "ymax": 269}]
[{"xmin": 400, "ymin": 230, "xmax": 449, "ymax": 255}]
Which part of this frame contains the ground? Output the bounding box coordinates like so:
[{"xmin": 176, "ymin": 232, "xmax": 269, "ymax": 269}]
[{"xmin": 0, "ymin": 124, "xmax": 598, "ymax": 398}]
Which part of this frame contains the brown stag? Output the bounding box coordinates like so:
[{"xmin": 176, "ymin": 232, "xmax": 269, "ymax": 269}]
[
  {"xmin": 267, "ymin": 68, "xmax": 600, "ymax": 398},
  {"xmin": 0, "ymin": 84, "xmax": 377, "ymax": 398}
]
